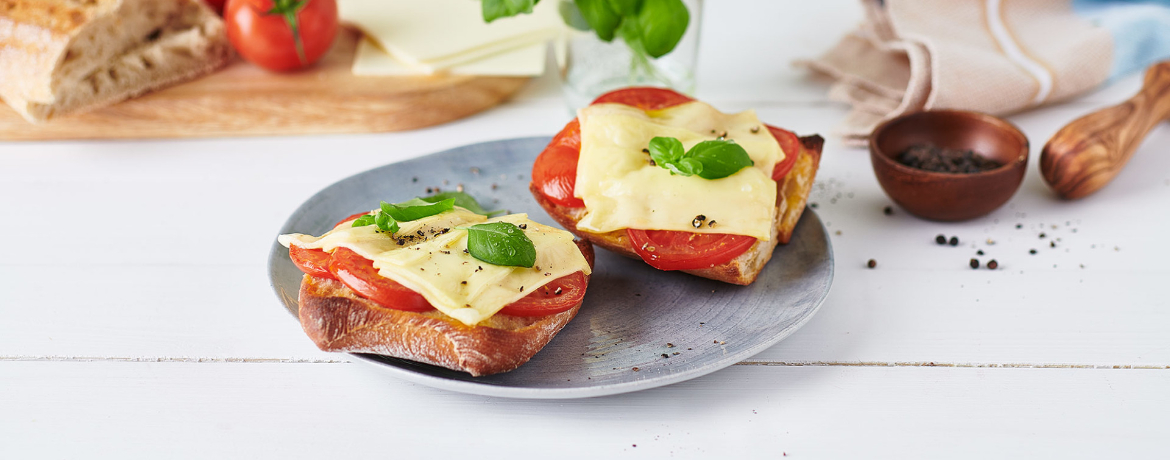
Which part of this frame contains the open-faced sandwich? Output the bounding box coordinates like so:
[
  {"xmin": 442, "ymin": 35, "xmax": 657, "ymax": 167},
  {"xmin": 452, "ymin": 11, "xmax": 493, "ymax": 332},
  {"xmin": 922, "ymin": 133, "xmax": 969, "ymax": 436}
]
[
  {"xmin": 277, "ymin": 193, "xmax": 594, "ymax": 376},
  {"xmin": 530, "ymin": 87, "xmax": 823, "ymax": 285}
]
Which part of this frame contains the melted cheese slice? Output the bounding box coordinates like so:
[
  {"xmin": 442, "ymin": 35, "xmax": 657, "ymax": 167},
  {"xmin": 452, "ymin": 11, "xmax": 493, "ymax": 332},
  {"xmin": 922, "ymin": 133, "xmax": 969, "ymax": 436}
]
[
  {"xmin": 574, "ymin": 102, "xmax": 785, "ymax": 241},
  {"xmin": 278, "ymin": 209, "xmax": 591, "ymax": 326}
]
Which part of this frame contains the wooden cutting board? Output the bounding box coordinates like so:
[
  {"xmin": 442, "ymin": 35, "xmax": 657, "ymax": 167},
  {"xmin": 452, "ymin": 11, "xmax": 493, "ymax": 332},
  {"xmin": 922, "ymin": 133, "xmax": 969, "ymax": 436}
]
[{"xmin": 0, "ymin": 28, "xmax": 529, "ymax": 141}]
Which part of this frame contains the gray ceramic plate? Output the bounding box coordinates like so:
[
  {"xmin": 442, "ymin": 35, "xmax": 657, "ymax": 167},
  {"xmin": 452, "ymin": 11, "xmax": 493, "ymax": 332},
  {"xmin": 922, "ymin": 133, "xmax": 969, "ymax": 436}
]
[{"xmin": 268, "ymin": 137, "xmax": 833, "ymax": 399}]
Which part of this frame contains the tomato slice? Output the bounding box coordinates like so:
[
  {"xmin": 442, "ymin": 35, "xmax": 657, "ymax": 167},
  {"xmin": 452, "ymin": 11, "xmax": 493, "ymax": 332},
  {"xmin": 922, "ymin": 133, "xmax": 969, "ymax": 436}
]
[
  {"xmin": 289, "ymin": 245, "xmax": 335, "ymax": 279},
  {"xmin": 532, "ymin": 119, "xmax": 585, "ymax": 208},
  {"xmin": 336, "ymin": 212, "xmax": 370, "ymax": 227},
  {"xmin": 327, "ymin": 247, "xmax": 434, "ymax": 312},
  {"xmin": 591, "ymin": 87, "xmax": 695, "ymax": 110},
  {"xmin": 768, "ymin": 125, "xmax": 801, "ymax": 181},
  {"xmin": 627, "ymin": 229, "xmax": 757, "ymax": 271},
  {"xmin": 497, "ymin": 271, "xmax": 588, "ymax": 317}
]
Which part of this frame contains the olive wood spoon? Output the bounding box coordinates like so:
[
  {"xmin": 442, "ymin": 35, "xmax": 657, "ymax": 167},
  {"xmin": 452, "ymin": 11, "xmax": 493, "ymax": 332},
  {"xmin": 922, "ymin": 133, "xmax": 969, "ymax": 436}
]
[{"xmin": 1040, "ymin": 61, "xmax": 1170, "ymax": 199}]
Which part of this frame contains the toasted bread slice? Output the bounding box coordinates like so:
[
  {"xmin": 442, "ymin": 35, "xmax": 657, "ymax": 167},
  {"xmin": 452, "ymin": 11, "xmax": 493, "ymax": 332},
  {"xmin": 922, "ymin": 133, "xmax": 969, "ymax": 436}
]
[
  {"xmin": 297, "ymin": 239, "xmax": 594, "ymax": 377},
  {"xmin": 0, "ymin": 0, "xmax": 231, "ymax": 122},
  {"xmin": 532, "ymin": 135, "xmax": 823, "ymax": 285}
]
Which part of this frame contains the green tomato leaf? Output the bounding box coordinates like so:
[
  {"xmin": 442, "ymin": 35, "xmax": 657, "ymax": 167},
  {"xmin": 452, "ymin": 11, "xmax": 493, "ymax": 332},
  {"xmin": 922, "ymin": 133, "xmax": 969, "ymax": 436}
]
[
  {"xmin": 464, "ymin": 222, "xmax": 537, "ymax": 268},
  {"xmin": 574, "ymin": 0, "xmax": 622, "ymax": 41},
  {"xmin": 605, "ymin": 0, "xmax": 643, "ymax": 16},
  {"xmin": 381, "ymin": 198, "xmax": 455, "ymax": 222},
  {"xmin": 648, "ymin": 136, "xmax": 685, "ymax": 166},
  {"xmin": 482, "ymin": 0, "xmax": 540, "ymax": 23},
  {"xmin": 421, "ymin": 191, "xmax": 504, "ymax": 217},
  {"xmin": 636, "ymin": 0, "xmax": 688, "ymax": 58},
  {"xmin": 685, "ymin": 140, "xmax": 754, "ymax": 179}
]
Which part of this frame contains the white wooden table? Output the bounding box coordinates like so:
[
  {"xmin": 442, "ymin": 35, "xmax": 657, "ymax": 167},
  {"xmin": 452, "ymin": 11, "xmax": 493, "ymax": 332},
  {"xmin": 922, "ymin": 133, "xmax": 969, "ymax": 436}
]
[{"xmin": 3, "ymin": 1, "xmax": 1168, "ymax": 458}]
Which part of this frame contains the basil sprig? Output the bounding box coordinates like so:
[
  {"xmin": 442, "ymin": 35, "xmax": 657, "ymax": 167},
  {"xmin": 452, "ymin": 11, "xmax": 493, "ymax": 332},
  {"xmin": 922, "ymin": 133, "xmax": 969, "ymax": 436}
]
[
  {"xmin": 481, "ymin": 0, "xmax": 539, "ymax": 23},
  {"xmin": 421, "ymin": 191, "xmax": 504, "ymax": 217},
  {"xmin": 483, "ymin": 0, "xmax": 688, "ymax": 58},
  {"xmin": 648, "ymin": 136, "xmax": 755, "ymax": 180},
  {"xmin": 351, "ymin": 198, "xmax": 456, "ymax": 233},
  {"xmin": 463, "ymin": 222, "xmax": 537, "ymax": 268}
]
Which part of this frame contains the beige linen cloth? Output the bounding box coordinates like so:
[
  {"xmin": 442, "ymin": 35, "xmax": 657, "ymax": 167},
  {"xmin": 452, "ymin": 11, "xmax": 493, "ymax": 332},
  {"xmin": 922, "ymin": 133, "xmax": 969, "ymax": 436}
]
[{"xmin": 798, "ymin": 0, "xmax": 1113, "ymax": 146}]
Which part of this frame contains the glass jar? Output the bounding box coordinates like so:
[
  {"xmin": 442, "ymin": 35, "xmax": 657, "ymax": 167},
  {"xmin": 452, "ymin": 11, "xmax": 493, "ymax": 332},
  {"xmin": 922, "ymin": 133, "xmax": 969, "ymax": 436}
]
[{"xmin": 559, "ymin": 0, "xmax": 702, "ymax": 111}]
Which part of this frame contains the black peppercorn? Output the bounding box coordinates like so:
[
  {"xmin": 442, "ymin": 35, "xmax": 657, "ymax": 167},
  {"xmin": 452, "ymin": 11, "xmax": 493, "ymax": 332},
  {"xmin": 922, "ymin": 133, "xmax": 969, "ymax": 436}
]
[
  {"xmin": 883, "ymin": 206, "xmax": 894, "ymax": 215},
  {"xmin": 977, "ymin": 250, "xmax": 984, "ymax": 256},
  {"xmin": 936, "ymin": 234, "xmax": 947, "ymax": 245},
  {"xmin": 1039, "ymin": 232, "xmax": 1046, "ymax": 239},
  {"xmin": 949, "ymin": 236, "xmax": 959, "ymax": 246},
  {"xmin": 867, "ymin": 259, "xmax": 877, "ymax": 269},
  {"xmin": 1029, "ymin": 249, "xmax": 1037, "ymax": 255},
  {"xmin": 987, "ymin": 260, "xmax": 999, "ymax": 270},
  {"xmin": 970, "ymin": 258, "xmax": 979, "ymax": 269}
]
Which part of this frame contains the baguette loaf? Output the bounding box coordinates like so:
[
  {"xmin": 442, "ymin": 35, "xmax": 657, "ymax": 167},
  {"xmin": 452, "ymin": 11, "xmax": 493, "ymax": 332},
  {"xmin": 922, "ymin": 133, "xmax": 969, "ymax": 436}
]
[
  {"xmin": 297, "ymin": 239, "xmax": 595, "ymax": 377},
  {"xmin": 532, "ymin": 135, "xmax": 823, "ymax": 286},
  {"xmin": 0, "ymin": 0, "xmax": 231, "ymax": 122}
]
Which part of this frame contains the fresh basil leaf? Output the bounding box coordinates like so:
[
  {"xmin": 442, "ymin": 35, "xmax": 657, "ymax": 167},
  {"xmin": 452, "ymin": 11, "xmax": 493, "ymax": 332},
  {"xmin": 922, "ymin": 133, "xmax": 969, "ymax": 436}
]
[
  {"xmin": 381, "ymin": 198, "xmax": 455, "ymax": 222},
  {"xmin": 351, "ymin": 214, "xmax": 376, "ymax": 228},
  {"xmin": 686, "ymin": 140, "xmax": 754, "ymax": 179},
  {"xmin": 648, "ymin": 136, "xmax": 685, "ymax": 166},
  {"xmin": 574, "ymin": 0, "xmax": 622, "ymax": 41},
  {"xmin": 558, "ymin": 0, "xmax": 592, "ymax": 31},
  {"xmin": 373, "ymin": 211, "xmax": 399, "ymax": 233},
  {"xmin": 464, "ymin": 222, "xmax": 537, "ymax": 268},
  {"xmin": 636, "ymin": 0, "xmax": 688, "ymax": 58},
  {"xmin": 421, "ymin": 192, "xmax": 504, "ymax": 217},
  {"xmin": 605, "ymin": 0, "xmax": 642, "ymax": 16},
  {"xmin": 482, "ymin": 0, "xmax": 539, "ymax": 23}
]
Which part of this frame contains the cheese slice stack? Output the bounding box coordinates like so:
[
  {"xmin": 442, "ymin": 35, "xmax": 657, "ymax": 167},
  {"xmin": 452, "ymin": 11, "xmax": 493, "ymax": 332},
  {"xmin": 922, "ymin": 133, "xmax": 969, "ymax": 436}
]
[
  {"xmin": 574, "ymin": 101, "xmax": 786, "ymax": 241},
  {"xmin": 339, "ymin": 0, "xmax": 562, "ymax": 76},
  {"xmin": 278, "ymin": 209, "xmax": 591, "ymax": 326}
]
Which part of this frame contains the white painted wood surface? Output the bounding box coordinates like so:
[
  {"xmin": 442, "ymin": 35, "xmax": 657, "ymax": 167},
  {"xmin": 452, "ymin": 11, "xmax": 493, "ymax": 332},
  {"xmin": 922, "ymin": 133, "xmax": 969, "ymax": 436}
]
[{"xmin": 2, "ymin": 1, "xmax": 1168, "ymax": 458}]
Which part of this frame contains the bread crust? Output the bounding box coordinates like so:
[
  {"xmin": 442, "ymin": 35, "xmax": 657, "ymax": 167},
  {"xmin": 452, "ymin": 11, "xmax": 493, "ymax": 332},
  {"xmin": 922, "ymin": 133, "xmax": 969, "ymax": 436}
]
[
  {"xmin": 297, "ymin": 239, "xmax": 595, "ymax": 377},
  {"xmin": 532, "ymin": 135, "xmax": 823, "ymax": 285},
  {"xmin": 0, "ymin": 0, "xmax": 231, "ymax": 122}
]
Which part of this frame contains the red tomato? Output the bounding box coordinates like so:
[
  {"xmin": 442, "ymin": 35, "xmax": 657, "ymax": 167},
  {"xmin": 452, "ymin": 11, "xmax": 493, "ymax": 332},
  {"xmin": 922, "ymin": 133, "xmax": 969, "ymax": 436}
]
[
  {"xmin": 531, "ymin": 119, "xmax": 586, "ymax": 208},
  {"xmin": 289, "ymin": 245, "xmax": 334, "ymax": 279},
  {"xmin": 591, "ymin": 87, "xmax": 695, "ymax": 110},
  {"xmin": 328, "ymin": 247, "xmax": 434, "ymax": 312},
  {"xmin": 497, "ymin": 272, "xmax": 588, "ymax": 317},
  {"xmin": 627, "ymin": 229, "xmax": 757, "ymax": 271},
  {"xmin": 203, "ymin": 0, "xmax": 226, "ymax": 14},
  {"xmin": 768, "ymin": 125, "xmax": 801, "ymax": 181},
  {"xmin": 225, "ymin": 0, "xmax": 338, "ymax": 72},
  {"xmin": 335, "ymin": 211, "xmax": 369, "ymax": 227}
]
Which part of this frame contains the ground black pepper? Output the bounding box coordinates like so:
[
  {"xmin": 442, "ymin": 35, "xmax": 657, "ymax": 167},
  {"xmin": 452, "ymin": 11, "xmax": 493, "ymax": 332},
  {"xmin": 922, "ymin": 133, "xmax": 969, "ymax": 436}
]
[{"xmin": 896, "ymin": 143, "xmax": 1003, "ymax": 173}]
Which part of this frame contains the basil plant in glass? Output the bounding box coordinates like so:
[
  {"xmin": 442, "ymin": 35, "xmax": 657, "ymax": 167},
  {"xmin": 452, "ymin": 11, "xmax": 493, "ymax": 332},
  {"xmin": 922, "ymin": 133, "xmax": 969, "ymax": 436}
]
[{"xmin": 482, "ymin": 0, "xmax": 701, "ymax": 110}]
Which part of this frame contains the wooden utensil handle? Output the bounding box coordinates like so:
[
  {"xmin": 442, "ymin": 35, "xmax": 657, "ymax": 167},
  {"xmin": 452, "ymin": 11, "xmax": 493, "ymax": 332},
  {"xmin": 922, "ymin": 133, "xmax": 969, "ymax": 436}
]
[{"xmin": 1040, "ymin": 61, "xmax": 1170, "ymax": 199}]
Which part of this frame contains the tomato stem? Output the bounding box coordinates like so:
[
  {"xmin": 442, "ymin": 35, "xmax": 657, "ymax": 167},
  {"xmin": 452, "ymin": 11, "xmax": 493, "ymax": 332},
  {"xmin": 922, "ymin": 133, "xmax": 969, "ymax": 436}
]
[{"xmin": 267, "ymin": 0, "xmax": 309, "ymax": 64}]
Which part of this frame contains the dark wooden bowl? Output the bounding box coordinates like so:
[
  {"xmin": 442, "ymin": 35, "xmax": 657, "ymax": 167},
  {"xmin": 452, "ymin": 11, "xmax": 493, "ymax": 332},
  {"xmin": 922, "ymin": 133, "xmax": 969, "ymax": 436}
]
[{"xmin": 869, "ymin": 110, "xmax": 1029, "ymax": 221}]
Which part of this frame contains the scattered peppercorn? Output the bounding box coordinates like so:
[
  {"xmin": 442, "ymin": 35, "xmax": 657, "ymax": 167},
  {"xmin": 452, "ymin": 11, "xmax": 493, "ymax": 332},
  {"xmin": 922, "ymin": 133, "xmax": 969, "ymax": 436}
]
[
  {"xmin": 692, "ymin": 215, "xmax": 706, "ymax": 228},
  {"xmin": 1029, "ymin": 249, "xmax": 1037, "ymax": 255},
  {"xmin": 750, "ymin": 126, "xmax": 760, "ymax": 133},
  {"xmin": 810, "ymin": 203, "xmax": 818, "ymax": 208},
  {"xmin": 518, "ymin": 224, "xmax": 527, "ymax": 230},
  {"xmin": 1039, "ymin": 233, "xmax": 1046, "ymax": 239},
  {"xmin": 883, "ymin": 206, "xmax": 894, "ymax": 215},
  {"xmin": 936, "ymin": 234, "xmax": 947, "ymax": 244},
  {"xmin": 867, "ymin": 259, "xmax": 877, "ymax": 269},
  {"xmin": 987, "ymin": 260, "xmax": 999, "ymax": 270},
  {"xmin": 661, "ymin": 354, "xmax": 670, "ymax": 359},
  {"xmin": 1016, "ymin": 224, "xmax": 1022, "ymax": 229},
  {"xmin": 708, "ymin": 220, "xmax": 717, "ymax": 227},
  {"xmin": 1050, "ymin": 241, "xmax": 1056, "ymax": 248},
  {"xmin": 554, "ymin": 287, "xmax": 563, "ymax": 295},
  {"xmin": 976, "ymin": 250, "xmax": 984, "ymax": 256},
  {"xmin": 970, "ymin": 258, "xmax": 979, "ymax": 269},
  {"xmin": 949, "ymin": 236, "xmax": 959, "ymax": 246}
]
